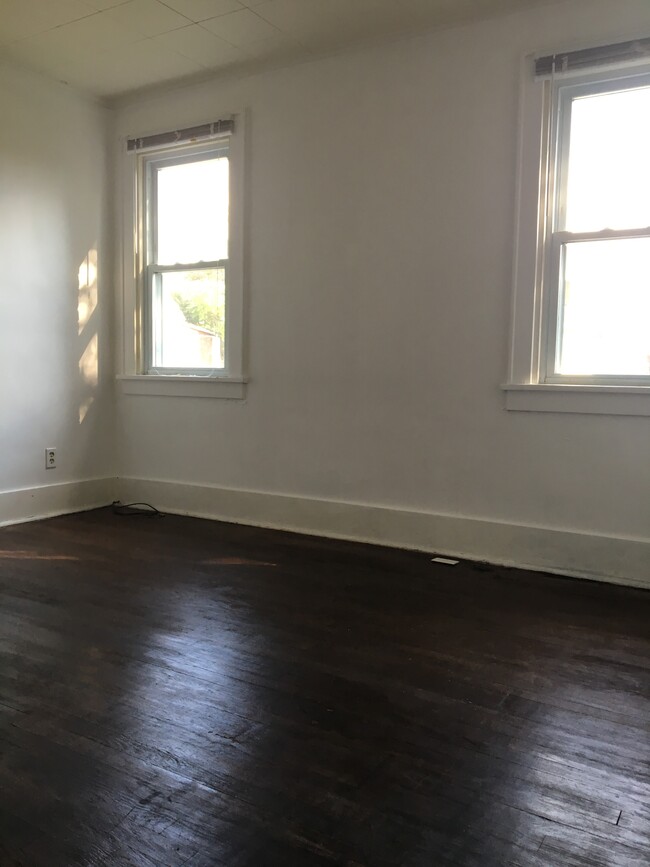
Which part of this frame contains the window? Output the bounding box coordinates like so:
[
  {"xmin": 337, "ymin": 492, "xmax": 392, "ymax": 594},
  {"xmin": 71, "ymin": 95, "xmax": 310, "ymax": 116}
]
[
  {"xmin": 548, "ymin": 75, "xmax": 650, "ymax": 380},
  {"xmin": 119, "ymin": 117, "xmax": 246, "ymax": 399},
  {"xmin": 506, "ymin": 39, "xmax": 650, "ymax": 414},
  {"xmin": 144, "ymin": 142, "xmax": 229, "ymax": 374}
]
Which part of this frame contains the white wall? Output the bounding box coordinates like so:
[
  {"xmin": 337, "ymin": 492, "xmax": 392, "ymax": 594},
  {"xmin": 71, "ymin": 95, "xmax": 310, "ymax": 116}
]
[
  {"xmin": 114, "ymin": 0, "xmax": 650, "ymax": 583},
  {"xmin": 0, "ymin": 63, "xmax": 115, "ymax": 523}
]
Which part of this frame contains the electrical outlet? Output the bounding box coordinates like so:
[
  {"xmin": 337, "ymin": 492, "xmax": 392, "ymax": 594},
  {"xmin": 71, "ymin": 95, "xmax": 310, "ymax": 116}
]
[{"xmin": 45, "ymin": 448, "xmax": 57, "ymax": 469}]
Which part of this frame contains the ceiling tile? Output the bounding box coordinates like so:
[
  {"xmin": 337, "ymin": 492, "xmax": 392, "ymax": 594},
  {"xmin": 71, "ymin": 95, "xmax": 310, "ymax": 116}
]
[
  {"xmin": 59, "ymin": 37, "xmax": 203, "ymax": 95},
  {"xmin": 160, "ymin": 0, "xmax": 242, "ymax": 23},
  {"xmin": 0, "ymin": 0, "xmax": 572, "ymax": 99},
  {"xmin": 238, "ymin": 31, "xmax": 304, "ymax": 62},
  {"xmin": 54, "ymin": 9, "xmax": 143, "ymax": 50},
  {"xmin": 394, "ymin": 0, "xmax": 481, "ymax": 27},
  {"xmin": 471, "ymin": 0, "xmax": 539, "ymax": 15},
  {"xmin": 151, "ymin": 23, "xmax": 242, "ymax": 67},
  {"xmin": 201, "ymin": 7, "xmax": 280, "ymax": 46},
  {"xmin": 107, "ymin": 0, "xmax": 192, "ymax": 36},
  {"xmin": 0, "ymin": 0, "xmax": 95, "ymax": 44},
  {"xmin": 253, "ymin": 0, "xmax": 409, "ymax": 47},
  {"xmin": 47, "ymin": 0, "xmax": 99, "ymax": 25},
  {"xmin": 9, "ymin": 11, "xmax": 143, "ymax": 70},
  {"xmin": 82, "ymin": 0, "xmax": 132, "ymax": 9}
]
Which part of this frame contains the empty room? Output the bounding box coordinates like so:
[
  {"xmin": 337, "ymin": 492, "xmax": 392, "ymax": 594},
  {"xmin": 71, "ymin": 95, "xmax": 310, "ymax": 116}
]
[{"xmin": 0, "ymin": 0, "xmax": 649, "ymax": 864}]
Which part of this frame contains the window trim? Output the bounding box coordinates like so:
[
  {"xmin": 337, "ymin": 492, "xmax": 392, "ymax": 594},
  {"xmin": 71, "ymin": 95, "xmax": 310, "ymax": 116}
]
[
  {"xmin": 504, "ymin": 55, "xmax": 650, "ymax": 413},
  {"xmin": 118, "ymin": 112, "xmax": 247, "ymax": 398},
  {"xmin": 116, "ymin": 374, "xmax": 247, "ymax": 400}
]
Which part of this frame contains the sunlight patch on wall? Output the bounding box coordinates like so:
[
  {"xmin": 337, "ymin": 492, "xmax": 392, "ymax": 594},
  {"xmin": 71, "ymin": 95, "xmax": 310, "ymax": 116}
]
[
  {"xmin": 80, "ymin": 333, "xmax": 98, "ymax": 386},
  {"xmin": 79, "ymin": 396, "xmax": 95, "ymax": 424},
  {"xmin": 78, "ymin": 248, "xmax": 98, "ymax": 335},
  {"xmin": 79, "ymin": 333, "xmax": 98, "ymax": 423}
]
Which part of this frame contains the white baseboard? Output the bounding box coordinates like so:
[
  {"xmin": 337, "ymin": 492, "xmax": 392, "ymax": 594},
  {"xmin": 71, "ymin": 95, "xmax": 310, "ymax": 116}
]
[
  {"xmin": 117, "ymin": 477, "xmax": 650, "ymax": 591},
  {"xmin": 0, "ymin": 477, "xmax": 116, "ymax": 528}
]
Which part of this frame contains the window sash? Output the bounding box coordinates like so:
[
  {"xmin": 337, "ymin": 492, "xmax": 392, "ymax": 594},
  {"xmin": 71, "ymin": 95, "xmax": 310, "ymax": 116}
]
[
  {"xmin": 146, "ymin": 259, "xmax": 229, "ymax": 374},
  {"xmin": 145, "ymin": 144, "xmax": 229, "ymax": 269},
  {"xmin": 139, "ymin": 140, "xmax": 231, "ymax": 376},
  {"xmin": 540, "ymin": 70, "xmax": 650, "ymax": 383},
  {"xmin": 149, "ymin": 260, "xmax": 228, "ymax": 274},
  {"xmin": 552, "ymin": 72, "xmax": 650, "ymax": 236},
  {"xmin": 543, "ymin": 230, "xmax": 650, "ymax": 383},
  {"xmin": 147, "ymin": 262, "xmax": 228, "ymax": 375}
]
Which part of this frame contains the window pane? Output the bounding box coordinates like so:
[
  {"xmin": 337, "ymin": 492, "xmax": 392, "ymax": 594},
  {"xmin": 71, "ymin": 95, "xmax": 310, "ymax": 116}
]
[
  {"xmin": 564, "ymin": 85, "xmax": 650, "ymax": 232},
  {"xmin": 155, "ymin": 156, "xmax": 228, "ymax": 265},
  {"xmin": 556, "ymin": 238, "xmax": 650, "ymax": 376},
  {"xmin": 154, "ymin": 269, "xmax": 225, "ymax": 369}
]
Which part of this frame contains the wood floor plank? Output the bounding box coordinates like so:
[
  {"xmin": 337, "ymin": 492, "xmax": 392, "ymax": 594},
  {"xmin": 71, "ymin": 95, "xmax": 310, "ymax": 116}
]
[{"xmin": 0, "ymin": 508, "xmax": 648, "ymax": 865}]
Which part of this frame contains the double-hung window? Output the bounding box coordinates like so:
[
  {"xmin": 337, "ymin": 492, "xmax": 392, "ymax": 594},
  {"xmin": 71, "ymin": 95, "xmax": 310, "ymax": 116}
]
[
  {"xmin": 120, "ymin": 117, "xmax": 246, "ymax": 398},
  {"xmin": 145, "ymin": 140, "xmax": 229, "ymax": 374},
  {"xmin": 507, "ymin": 38, "xmax": 650, "ymax": 413}
]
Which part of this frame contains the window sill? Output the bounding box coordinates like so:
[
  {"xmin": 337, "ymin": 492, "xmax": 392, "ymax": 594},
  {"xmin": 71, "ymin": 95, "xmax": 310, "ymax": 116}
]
[
  {"xmin": 117, "ymin": 375, "xmax": 247, "ymax": 400},
  {"xmin": 503, "ymin": 383, "xmax": 650, "ymax": 416}
]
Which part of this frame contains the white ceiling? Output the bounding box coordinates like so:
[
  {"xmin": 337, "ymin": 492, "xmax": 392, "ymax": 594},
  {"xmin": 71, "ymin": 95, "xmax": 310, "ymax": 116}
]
[{"xmin": 0, "ymin": 0, "xmax": 557, "ymax": 101}]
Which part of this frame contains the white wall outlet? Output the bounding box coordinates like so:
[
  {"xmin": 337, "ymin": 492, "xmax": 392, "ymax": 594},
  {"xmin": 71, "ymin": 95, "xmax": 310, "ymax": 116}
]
[{"xmin": 45, "ymin": 448, "xmax": 57, "ymax": 469}]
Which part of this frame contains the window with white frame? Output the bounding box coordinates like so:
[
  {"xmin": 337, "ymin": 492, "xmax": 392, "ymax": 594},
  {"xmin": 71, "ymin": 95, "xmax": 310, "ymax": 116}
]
[
  {"xmin": 507, "ymin": 38, "xmax": 650, "ymax": 412},
  {"xmin": 120, "ymin": 117, "xmax": 246, "ymax": 397},
  {"xmin": 144, "ymin": 141, "xmax": 229, "ymax": 373}
]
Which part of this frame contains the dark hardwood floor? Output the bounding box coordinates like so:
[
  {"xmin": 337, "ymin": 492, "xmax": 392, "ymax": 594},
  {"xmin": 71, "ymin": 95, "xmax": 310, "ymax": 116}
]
[{"xmin": 0, "ymin": 508, "xmax": 648, "ymax": 866}]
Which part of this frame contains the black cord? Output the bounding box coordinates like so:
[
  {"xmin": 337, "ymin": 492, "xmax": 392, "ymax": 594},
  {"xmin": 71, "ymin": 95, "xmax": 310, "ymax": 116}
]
[{"xmin": 112, "ymin": 501, "xmax": 164, "ymax": 517}]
